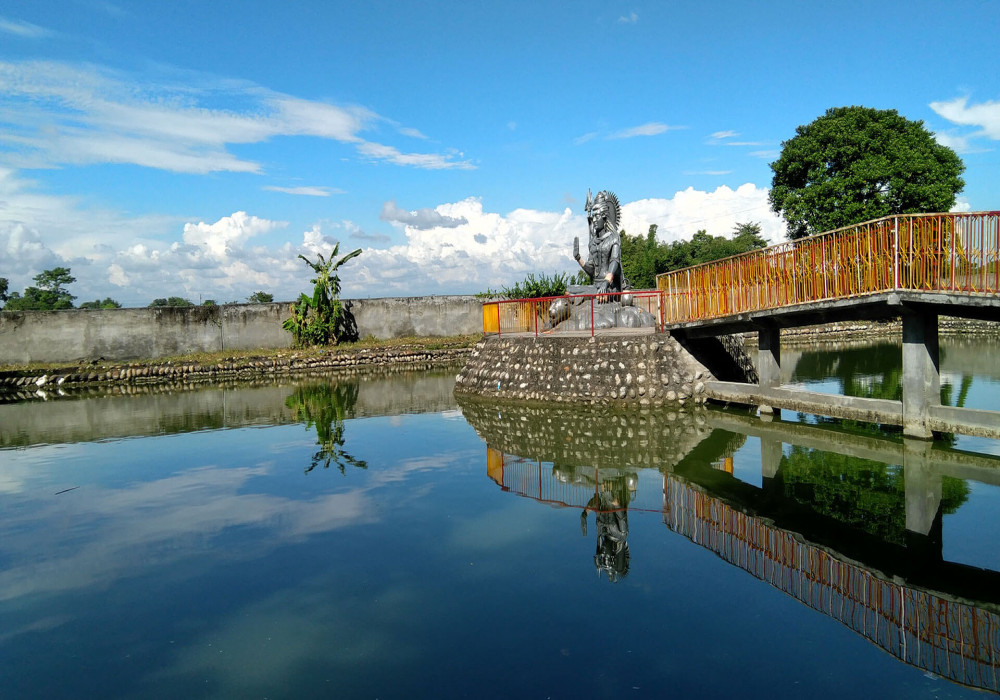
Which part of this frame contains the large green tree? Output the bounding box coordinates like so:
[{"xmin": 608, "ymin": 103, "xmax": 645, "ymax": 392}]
[
  {"xmin": 769, "ymin": 106, "xmax": 965, "ymax": 239},
  {"xmin": 4, "ymin": 267, "xmax": 76, "ymax": 310},
  {"xmin": 0, "ymin": 277, "xmax": 8, "ymax": 303}
]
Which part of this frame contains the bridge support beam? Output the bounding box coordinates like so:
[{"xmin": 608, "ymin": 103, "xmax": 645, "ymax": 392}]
[
  {"xmin": 757, "ymin": 325, "xmax": 781, "ymax": 416},
  {"xmin": 903, "ymin": 438, "xmax": 942, "ymax": 536},
  {"xmin": 760, "ymin": 435, "xmax": 782, "ymax": 480},
  {"xmin": 902, "ymin": 310, "xmax": 940, "ymax": 439}
]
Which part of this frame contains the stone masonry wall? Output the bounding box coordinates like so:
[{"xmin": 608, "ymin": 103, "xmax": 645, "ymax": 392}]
[{"xmin": 454, "ymin": 334, "xmax": 712, "ymax": 407}]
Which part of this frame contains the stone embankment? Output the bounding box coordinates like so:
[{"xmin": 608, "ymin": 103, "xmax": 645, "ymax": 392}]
[
  {"xmin": 454, "ymin": 334, "xmax": 712, "ymax": 407},
  {"xmin": 746, "ymin": 317, "xmax": 1000, "ymax": 346},
  {"xmin": 0, "ymin": 346, "xmax": 472, "ymax": 400}
]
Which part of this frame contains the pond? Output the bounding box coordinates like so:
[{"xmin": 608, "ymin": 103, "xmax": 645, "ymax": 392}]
[{"xmin": 1, "ymin": 337, "xmax": 999, "ymax": 699}]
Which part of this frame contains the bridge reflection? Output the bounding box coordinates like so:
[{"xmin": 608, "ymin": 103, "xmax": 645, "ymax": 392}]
[{"xmin": 464, "ymin": 398, "xmax": 1000, "ymax": 693}]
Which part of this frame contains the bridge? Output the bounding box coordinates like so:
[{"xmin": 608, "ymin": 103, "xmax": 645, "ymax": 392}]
[
  {"xmin": 482, "ymin": 212, "xmax": 1000, "ymax": 439},
  {"xmin": 656, "ymin": 211, "xmax": 1000, "ymax": 439}
]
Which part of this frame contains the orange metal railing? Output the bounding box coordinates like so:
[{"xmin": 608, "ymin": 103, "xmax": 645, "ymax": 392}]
[
  {"xmin": 655, "ymin": 211, "xmax": 1000, "ymax": 324},
  {"xmin": 480, "ymin": 212, "xmax": 1000, "ymax": 333}
]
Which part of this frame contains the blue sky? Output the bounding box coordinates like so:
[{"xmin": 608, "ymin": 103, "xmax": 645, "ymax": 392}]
[{"xmin": 1, "ymin": 0, "xmax": 998, "ymax": 306}]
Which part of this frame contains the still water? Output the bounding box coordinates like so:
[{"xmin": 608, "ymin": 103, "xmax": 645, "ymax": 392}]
[{"xmin": 1, "ymin": 337, "xmax": 1000, "ymax": 699}]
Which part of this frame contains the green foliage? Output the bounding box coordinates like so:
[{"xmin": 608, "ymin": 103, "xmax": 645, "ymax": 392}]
[
  {"xmin": 0, "ymin": 277, "xmax": 7, "ymax": 303},
  {"xmin": 79, "ymin": 297, "xmax": 122, "ymax": 309},
  {"xmin": 282, "ymin": 244, "xmax": 363, "ymax": 347},
  {"xmin": 202, "ymin": 299, "xmax": 217, "ymax": 306},
  {"xmin": 4, "ymin": 267, "xmax": 76, "ymax": 310},
  {"xmin": 780, "ymin": 446, "xmax": 969, "ymax": 545},
  {"xmin": 285, "ymin": 381, "xmax": 367, "ymax": 475},
  {"xmin": 247, "ymin": 291, "xmax": 274, "ymax": 303},
  {"xmin": 619, "ymin": 222, "xmax": 768, "ymax": 287},
  {"xmin": 149, "ymin": 297, "xmax": 194, "ymax": 307},
  {"xmin": 477, "ymin": 272, "xmax": 568, "ymax": 300},
  {"xmin": 769, "ymin": 106, "xmax": 966, "ymax": 240}
]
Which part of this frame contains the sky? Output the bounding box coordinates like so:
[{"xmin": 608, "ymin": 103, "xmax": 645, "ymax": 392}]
[{"xmin": 1, "ymin": 0, "xmax": 998, "ymax": 306}]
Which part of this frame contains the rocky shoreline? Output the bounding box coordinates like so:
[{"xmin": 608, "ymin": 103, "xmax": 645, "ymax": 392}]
[{"xmin": 0, "ymin": 345, "xmax": 473, "ymax": 400}]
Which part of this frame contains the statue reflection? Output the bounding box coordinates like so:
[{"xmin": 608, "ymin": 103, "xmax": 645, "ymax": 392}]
[
  {"xmin": 285, "ymin": 381, "xmax": 367, "ymax": 475},
  {"xmin": 488, "ymin": 449, "xmax": 637, "ymax": 583},
  {"xmin": 578, "ymin": 471, "xmax": 635, "ymax": 582}
]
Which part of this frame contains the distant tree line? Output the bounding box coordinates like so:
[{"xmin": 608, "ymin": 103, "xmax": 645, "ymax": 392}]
[
  {"xmin": 0, "ymin": 268, "xmax": 276, "ymax": 311},
  {"xmin": 619, "ymin": 221, "xmax": 768, "ymax": 289}
]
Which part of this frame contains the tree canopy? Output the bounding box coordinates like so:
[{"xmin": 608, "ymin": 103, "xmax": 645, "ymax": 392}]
[
  {"xmin": 769, "ymin": 106, "xmax": 965, "ymax": 239},
  {"xmin": 0, "ymin": 277, "xmax": 8, "ymax": 303},
  {"xmin": 149, "ymin": 297, "xmax": 194, "ymax": 307},
  {"xmin": 620, "ymin": 222, "xmax": 768, "ymax": 288},
  {"xmin": 247, "ymin": 291, "xmax": 274, "ymax": 303},
  {"xmin": 79, "ymin": 297, "xmax": 122, "ymax": 309},
  {"xmin": 4, "ymin": 267, "xmax": 76, "ymax": 310}
]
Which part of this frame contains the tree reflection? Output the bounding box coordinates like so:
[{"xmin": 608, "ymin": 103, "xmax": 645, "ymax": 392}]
[
  {"xmin": 285, "ymin": 382, "xmax": 367, "ymax": 475},
  {"xmin": 780, "ymin": 447, "xmax": 969, "ymax": 546}
]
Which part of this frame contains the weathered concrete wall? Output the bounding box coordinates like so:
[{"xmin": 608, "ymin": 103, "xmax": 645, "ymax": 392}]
[
  {"xmin": 0, "ymin": 296, "xmax": 481, "ymax": 364},
  {"xmin": 454, "ymin": 333, "xmax": 712, "ymax": 406}
]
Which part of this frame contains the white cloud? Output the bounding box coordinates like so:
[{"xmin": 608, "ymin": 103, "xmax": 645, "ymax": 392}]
[
  {"xmin": 0, "ymin": 17, "xmax": 51, "ymax": 38},
  {"xmin": 263, "ymin": 185, "xmax": 342, "ymax": 197},
  {"xmin": 0, "ymin": 60, "xmax": 471, "ymax": 173},
  {"xmin": 618, "ymin": 11, "xmax": 639, "ymax": 24},
  {"xmin": 380, "ymin": 200, "xmax": 468, "ymax": 229},
  {"xmin": 930, "ymin": 96, "xmax": 1000, "ymax": 140},
  {"xmin": 619, "ymin": 184, "xmax": 786, "ymax": 244},
  {"xmin": 182, "ymin": 211, "xmax": 286, "ymax": 261},
  {"xmin": 608, "ymin": 122, "xmax": 682, "ymax": 139},
  {"xmin": 0, "ymin": 165, "xmax": 787, "ymax": 304}
]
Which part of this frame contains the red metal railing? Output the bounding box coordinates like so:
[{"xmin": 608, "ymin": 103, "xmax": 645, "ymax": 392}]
[
  {"xmin": 655, "ymin": 211, "xmax": 1000, "ymax": 324},
  {"xmin": 482, "ymin": 289, "xmax": 664, "ymax": 337}
]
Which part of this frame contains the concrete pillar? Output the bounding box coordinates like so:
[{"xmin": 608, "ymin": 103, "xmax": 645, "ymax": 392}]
[
  {"xmin": 901, "ymin": 310, "xmax": 940, "ymax": 439},
  {"xmin": 757, "ymin": 325, "xmax": 781, "ymax": 417},
  {"xmin": 903, "ymin": 438, "xmax": 942, "ymax": 536},
  {"xmin": 760, "ymin": 436, "xmax": 783, "ymax": 480},
  {"xmin": 757, "ymin": 325, "xmax": 781, "ymax": 388}
]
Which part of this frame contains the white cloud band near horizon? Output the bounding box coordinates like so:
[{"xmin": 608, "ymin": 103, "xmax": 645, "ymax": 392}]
[{"xmin": 0, "ymin": 168, "xmax": 788, "ymax": 305}]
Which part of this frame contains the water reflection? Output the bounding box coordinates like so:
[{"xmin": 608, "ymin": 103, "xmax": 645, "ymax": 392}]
[
  {"xmin": 784, "ymin": 335, "xmax": 1000, "ymax": 414},
  {"xmin": 0, "ymin": 365, "xmax": 462, "ymax": 448},
  {"xmin": 460, "ymin": 397, "xmax": 1000, "ymax": 693},
  {"xmin": 286, "ymin": 382, "xmax": 367, "ymax": 474}
]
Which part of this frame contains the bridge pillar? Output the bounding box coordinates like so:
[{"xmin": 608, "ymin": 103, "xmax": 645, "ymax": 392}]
[
  {"xmin": 901, "ymin": 310, "xmax": 940, "ymax": 439},
  {"xmin": 903, "ymin": 438, "xmax": 942, "ymax": 536},
  {"xmin": 757, "ymin": 325, "xmax": 781, "ymax": 417},
  {"xmin": 760, "ymin": 436, "xmax": 783, "ymax": 480}
]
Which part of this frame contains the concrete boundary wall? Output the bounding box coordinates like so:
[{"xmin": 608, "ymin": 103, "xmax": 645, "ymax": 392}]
[{"xmin": 0, "ymin": 295, "xmax": 482, "ymax": 364}]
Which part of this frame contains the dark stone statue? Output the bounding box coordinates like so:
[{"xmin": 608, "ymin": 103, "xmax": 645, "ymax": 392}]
[
  {"xmin": 542, "ymin": 188, "xmax": 658, "ymax": 332},
  {"xmin": 574, "ymin": 189, "xmax": 623, "ymax": 295}
]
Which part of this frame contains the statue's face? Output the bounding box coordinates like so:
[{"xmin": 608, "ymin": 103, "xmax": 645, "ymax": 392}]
[{"xmin": 592, "ymin": 203, "xmax": 608, "ymax": 230}]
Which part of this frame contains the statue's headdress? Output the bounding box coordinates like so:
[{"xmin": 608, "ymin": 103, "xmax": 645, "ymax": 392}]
[{"xmin": 590, "ymin": 190, "xmax": 620, "ymax": 233}]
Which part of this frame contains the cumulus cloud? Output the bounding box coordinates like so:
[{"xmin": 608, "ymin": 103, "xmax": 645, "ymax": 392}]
[
  {"xmin": 619, "ymin": 184, "xmax": 786, "ymax": 244},
  {"xmin": 618, "ymin": 11, "xmax": 639, "ymax": 23},
  {"xmin": 0, "ymin": 165, "xmax": 787, "ymax": 304},
  {"xmin": 930, "ymin": 96, "xmax": 1000, "ymax": 140},
  {"xmin": 0, "ymin": 60, "xmax": 472, "ymax": 173},
  {"xmin": 380, "ymin": 200, "xmax": 469, "ymax": 229}
]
